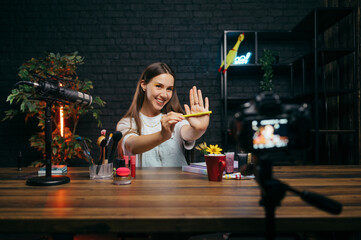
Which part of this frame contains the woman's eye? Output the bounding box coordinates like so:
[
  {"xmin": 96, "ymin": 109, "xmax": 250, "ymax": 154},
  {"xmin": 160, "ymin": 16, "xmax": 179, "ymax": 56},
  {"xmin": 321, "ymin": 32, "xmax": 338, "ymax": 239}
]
[
  {"xmin": 167, "ymin": 87, "xmax": 174, "ymax": 91},
  {"xmin": 155, "ymin": 85, "xmax": 162, "ymax": 88}
]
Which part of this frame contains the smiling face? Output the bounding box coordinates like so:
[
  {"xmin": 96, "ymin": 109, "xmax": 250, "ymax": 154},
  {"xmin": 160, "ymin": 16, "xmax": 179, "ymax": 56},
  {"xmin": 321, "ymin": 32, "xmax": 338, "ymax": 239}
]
[{"xmin": 140, "ymin": 73, "xmax": 175, "ymax": 117}]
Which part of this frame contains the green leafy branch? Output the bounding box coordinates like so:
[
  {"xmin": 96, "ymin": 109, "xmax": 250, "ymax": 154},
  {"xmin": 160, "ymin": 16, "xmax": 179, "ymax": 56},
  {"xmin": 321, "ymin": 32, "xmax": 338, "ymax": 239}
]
[
  {"xmin": 3, "ymin": 52, "xmax": 106, "ymax": 165},
  {"xmin": 259, "ymin": 49, "xmax": 278, "ymax": 92}
]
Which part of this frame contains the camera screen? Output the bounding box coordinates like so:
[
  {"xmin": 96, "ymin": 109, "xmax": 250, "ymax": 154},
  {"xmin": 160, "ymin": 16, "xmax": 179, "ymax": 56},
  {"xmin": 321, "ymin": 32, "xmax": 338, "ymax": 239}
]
[{"xmin": 251, "ymin": 118, "xmax": 289, "ymax": 150}]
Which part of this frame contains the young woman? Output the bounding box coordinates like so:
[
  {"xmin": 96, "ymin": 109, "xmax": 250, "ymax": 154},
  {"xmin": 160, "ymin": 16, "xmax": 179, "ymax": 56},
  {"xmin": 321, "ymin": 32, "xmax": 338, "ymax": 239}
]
[{"xmin": 116, "ymin": 62, "xmax": 210, "ymax": 167}]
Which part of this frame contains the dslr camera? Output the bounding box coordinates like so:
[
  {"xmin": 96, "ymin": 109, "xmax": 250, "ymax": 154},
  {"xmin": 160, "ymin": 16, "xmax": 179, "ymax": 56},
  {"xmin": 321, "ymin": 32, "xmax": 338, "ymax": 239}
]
[{"xmin": 232, "ymin": 92, "xmax": 311, "ymax": 153}]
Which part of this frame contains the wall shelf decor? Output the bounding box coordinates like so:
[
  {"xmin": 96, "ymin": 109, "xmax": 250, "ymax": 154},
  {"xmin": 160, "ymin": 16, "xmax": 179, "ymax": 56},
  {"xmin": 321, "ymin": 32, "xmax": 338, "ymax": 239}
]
[{"xmin": 220, "ymin": 8, "xmax": 357, "ymax": 165}]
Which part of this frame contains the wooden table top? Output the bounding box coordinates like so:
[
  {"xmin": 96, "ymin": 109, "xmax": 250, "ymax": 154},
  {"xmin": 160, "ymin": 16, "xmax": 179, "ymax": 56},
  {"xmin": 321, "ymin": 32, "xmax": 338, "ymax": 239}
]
[{"xmin": 0, "ymin": 165, "xmax": 360, "ymax": 234}]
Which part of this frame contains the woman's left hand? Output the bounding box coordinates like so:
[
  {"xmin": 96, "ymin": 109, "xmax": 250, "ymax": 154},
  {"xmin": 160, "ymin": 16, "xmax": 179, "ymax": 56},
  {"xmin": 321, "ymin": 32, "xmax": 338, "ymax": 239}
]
[{"xmin": 184, "ymin": 86, "xmax": 210, "ymax": 131}]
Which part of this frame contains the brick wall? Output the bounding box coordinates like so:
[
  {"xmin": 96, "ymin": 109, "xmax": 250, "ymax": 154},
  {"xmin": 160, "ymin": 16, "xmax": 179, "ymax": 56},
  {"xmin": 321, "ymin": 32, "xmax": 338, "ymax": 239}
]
[{"xmin": 0, "ymin": 0, "xmax": 325, "ymax": 166}]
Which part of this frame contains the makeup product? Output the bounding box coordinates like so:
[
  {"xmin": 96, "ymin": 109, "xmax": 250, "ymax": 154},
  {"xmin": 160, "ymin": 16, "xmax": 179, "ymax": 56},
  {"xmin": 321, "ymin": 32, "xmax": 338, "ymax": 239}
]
[
  {"xmin": 101, "ymin": 129, "xmax": 106, "ymax": 136},
  {"xmin": 113, "ymin": 167, "xmax": 131, "ymax": 185},
  {"xmin": 106, "ymin": 133, "xmax": 113, "ymax": 147},
  {"xmin": 116, "ymin": 158, "xmax": 125, "ymax": 168},
  {"xmin": 76, "ymin": 137, "xmax": 94, "ymax": 165},
  {"xmin": 108, "ymin": 131, "xmax": 123, "ymax": 165},
  {"xmin": 130, "ymin": 155, "xmax": 136, "ymax": 178},
  {"xmin": 89, "ymin": 162, "xmax": 113, "ymax": 180},
  {"xmin": 103, "ymin": 147, "xmax": 108, "ymax": 165},
  {"xmin": 223, "ymin": 172, "xmax": 241, "ymax": 180},
  {"xmin": 237, "ymin": 152, "xmax": 254, "ymax": 176},
  {"xmin": 115, "ymin": 158, "xmax": 125, "ymax": 168},
  {"xmin": 225, "ymin": 152, "xmax": 235, "ymax": 173},
  {"xmin": 182, "ymin": 111, "xmax": 212, "ymax": 118},
  {"xmin": 82, "ymin": 143, "xmax": 93, "ymax": 165},
  {"xmin": 223, "ymin": 172, "xmax": 255, "ymax": 180},
  {"xmin": 96, "ymin": 135, "xmax": 106, "ymax": 147},
  {"xmin": 96, "ymin": 135, "xmax": 107, "ymax": 175},
  {"xmin": 103, "ymin": 133, "xmax": 113, "ymax": 165},
  {"xmin": 124, "ymin": 155, "xmax": 129, "ymax": 168}
]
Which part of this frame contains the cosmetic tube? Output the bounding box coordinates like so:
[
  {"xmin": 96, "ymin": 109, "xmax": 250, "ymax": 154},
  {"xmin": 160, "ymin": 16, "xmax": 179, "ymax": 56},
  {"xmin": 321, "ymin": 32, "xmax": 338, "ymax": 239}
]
[
  {"xmin": 130, "ymin": 155, "xmax": 136, "ymax": 178},
  {"xmin": 124, "ymin": 155, "xmax": 129, "ymax": 168}
]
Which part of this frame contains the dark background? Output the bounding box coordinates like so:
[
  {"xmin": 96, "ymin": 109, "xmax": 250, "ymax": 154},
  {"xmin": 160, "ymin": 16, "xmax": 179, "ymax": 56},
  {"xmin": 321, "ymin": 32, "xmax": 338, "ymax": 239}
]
[{"xmin": 0, "ymin": 0, "xmax": 359, "ymax": 167}]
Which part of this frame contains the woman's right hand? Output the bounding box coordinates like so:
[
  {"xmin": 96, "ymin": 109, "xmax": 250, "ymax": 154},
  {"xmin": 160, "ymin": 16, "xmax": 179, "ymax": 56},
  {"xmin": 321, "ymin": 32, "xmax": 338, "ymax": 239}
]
[{"xmin": 160, "ymin": 112, "xmax": 184, "ymax": 140}]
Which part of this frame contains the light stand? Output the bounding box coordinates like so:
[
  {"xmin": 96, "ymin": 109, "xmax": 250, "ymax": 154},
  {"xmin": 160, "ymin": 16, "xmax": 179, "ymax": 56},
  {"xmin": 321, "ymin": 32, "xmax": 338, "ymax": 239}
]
[
  {"xmin": 26, "ymin": 99, "xmax": 70, "ymax": 186},
  {"xmin": 255, "ymin": 153, "xmax": 342, "ymax": 240}
]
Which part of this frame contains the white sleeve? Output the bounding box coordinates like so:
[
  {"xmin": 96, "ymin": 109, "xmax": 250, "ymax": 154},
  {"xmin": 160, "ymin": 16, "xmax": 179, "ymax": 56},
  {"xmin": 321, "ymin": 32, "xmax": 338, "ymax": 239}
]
[
  {"xmin": 121, "ymin": 133, "xmax": 138, "ymax": 156},
  {"xmin": 175, "ymin": 119, "xmax": 195, "ymax": 150},
  {"xmin": 116, "ymin": 118, "xmax": 138, "ymax": 156},
  {"xmin": 117, "ymin": 117, "xmax": 135, "ymax": 135}
]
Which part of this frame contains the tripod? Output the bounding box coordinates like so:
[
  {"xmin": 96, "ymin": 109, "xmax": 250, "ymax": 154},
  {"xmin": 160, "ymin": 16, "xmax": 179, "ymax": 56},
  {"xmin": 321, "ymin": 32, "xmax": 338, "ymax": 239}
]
[
  {"xmin": 26, "ymin": 99, "xmax": 70, "ymax": 186},
  {"xmin": 255, "ymin": 153, "xmax": 342, "ymax": 240}
]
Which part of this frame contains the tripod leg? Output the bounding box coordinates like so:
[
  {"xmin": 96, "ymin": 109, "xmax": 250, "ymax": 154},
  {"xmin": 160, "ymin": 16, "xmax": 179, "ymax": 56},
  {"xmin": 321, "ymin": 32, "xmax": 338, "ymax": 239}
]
[{"xmin": 265, "ymin": 205, "xmax": 276, "ymax": 240}]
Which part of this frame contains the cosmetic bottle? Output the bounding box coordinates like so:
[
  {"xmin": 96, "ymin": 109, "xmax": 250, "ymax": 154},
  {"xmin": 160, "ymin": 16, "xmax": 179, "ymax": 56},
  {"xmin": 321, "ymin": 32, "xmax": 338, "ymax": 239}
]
[
  {"xmin": 124, "ymin": 155, "xmax": 129, "ymax": 168},
  {"xmin": 116, "ymin": 158, "xmax": 125, "ymax": 168},
  {"xmin": 130, "ymin": 155, "xmax": 136, "ymax": 178}
]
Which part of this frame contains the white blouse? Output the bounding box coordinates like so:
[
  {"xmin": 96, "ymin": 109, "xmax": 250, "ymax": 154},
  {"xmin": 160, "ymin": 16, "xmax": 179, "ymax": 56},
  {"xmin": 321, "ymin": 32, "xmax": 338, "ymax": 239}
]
[{"xmin": 116, "ymin": 113, "xmax": 195, "ymax": 167}]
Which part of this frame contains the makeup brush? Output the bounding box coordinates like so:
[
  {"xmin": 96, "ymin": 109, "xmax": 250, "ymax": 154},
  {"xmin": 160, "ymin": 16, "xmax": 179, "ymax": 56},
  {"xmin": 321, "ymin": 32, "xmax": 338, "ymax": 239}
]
[
  {"xmin": 106, "ymin": 133, "xmax": 113, "ymax": 147},
  {"xmin": 103, "ymin": 133, "xmax": 113, "ymax": 165},
  {"xmin": 96, "ymin": 135, "xmax": 107, "ymax": 175},
  {"xmin": 76, "ymin": 137, "xmax": 94, "ymax": 165},
  {"xmin": 96, "ymin": 135, "xmax": 106, "ymax": 147},
  {"xmin": 101, "ymin": 129, "xmax": 106, "ymax": 136},
  {"xmin": 108, "ymin": 131, "xmax": 123, "ymax": 165}
]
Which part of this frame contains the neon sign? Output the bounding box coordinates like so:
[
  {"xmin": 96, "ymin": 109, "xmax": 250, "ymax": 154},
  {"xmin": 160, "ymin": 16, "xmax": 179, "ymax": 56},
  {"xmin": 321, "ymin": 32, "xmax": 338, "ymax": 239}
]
[{"xmin": 234, "ymin": 52, "xmax": 252, "ymax": 65}]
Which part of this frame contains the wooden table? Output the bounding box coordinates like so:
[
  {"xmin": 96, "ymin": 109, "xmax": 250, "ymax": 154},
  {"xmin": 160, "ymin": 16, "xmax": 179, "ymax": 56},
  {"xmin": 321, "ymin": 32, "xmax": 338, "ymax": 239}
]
[{"xmin": 0, "ymin": 166, "xmax": 360, "ymax": 235}]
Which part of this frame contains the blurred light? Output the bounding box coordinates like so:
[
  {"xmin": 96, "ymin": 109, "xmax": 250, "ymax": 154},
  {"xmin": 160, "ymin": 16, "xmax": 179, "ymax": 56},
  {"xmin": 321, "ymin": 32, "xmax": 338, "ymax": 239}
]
[{"xmin": 59, "ymin": 83, "xmax": 64, "ymax": 137}]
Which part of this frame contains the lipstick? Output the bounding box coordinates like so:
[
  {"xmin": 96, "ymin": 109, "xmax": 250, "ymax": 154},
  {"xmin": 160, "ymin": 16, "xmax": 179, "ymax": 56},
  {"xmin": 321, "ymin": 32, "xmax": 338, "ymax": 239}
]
[{"xmin": 130, "ymin": 155, "xmax": 136, "ymax": 178}]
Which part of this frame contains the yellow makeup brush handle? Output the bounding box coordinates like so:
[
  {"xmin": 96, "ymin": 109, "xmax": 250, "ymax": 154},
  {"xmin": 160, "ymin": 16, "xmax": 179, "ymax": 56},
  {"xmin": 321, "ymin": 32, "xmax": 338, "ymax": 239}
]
[{"xmin": 182, "ymin": 111, "xmax": 212, "ymax": 118}]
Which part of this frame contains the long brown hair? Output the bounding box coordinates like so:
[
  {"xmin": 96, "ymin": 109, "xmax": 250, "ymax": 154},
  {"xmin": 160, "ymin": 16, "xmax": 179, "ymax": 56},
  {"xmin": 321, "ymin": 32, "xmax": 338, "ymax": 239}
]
[{"xmin": 121, "ymin": 62, "xmax": 184, "ymax": 136}]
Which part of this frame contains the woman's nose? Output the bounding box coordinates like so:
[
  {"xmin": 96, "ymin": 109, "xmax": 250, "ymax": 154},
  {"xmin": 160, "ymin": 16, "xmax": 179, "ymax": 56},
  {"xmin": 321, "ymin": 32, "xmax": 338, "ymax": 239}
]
[{"xmin": 160, "ymin": 89, "xmax": 168, "ymax": 98}]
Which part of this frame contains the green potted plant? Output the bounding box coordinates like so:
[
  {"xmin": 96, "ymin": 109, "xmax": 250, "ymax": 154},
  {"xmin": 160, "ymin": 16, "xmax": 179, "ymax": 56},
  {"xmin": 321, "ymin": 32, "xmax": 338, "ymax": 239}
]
[
  {"xmin": 259, "ymin": 49, "xmax": 278, "ymax": 91},
  {"xmin": 3, "ymin": 52, "xmax": 105, "ymax": 165}
]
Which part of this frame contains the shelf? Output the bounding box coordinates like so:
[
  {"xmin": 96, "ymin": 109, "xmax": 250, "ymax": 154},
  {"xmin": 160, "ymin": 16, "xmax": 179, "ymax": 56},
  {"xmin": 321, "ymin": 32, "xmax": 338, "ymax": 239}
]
[
  {"xmin": 292, "ymin": 7, "xmax": 354, "ymax": 33},
  {"xmin": 224, "ymin": 30, "xmax": 310, "ymax": 42},
  {"xmin": 225, "ymin": 94, "xmax": 354, "ymax": 105},
  {"xmin": 257, "ymin": 31, "xmax": 310, "ymax": 42},
  {"xmin": 228, "ymin": 63, "xmax": 292, "ymax": 68},
  {"xmin": 311, "ymin": 129, "xmax": 356, "ymax": 134},
  {"xmin": 220, "ymin": 8, "xmax": 357, "ymax": 164},
  {"xmin": 292, "ymin": 48, "xmax": 355, "ymax": 67},
  {"xmin": 292, "ymin": 89, "xmax": 355, "ymax": 101},
  {"xmin": 225, "ymin": 64, "xmax": 292, "ymax": 76},
  {"xmin": 225, "ymin": 96, "xmax": 256, "ymax": 104}
]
